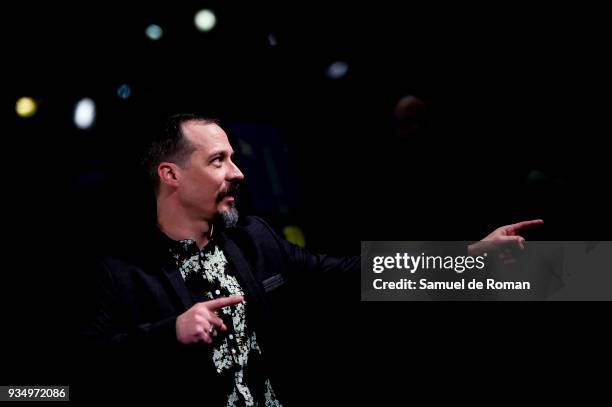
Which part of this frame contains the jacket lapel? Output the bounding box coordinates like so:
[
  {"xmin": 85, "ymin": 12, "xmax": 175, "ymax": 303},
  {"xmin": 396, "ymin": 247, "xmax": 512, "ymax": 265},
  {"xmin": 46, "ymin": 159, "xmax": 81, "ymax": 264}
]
[
  {"xmin": 217, "ymin": 233, "xmax": 266, "ymax": 307},
  {"xmin": 161, "ymin": 265, "xmax": 194, "ymax": 311},
  {"xmin": 147, "ymin": 225, "xmax": 195, "ymax": 312}
]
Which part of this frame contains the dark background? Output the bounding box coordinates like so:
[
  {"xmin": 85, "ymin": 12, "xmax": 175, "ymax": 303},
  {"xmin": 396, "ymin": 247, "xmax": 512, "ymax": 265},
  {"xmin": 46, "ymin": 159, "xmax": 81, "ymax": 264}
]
[{"xmin": 2, "ymin": 1, "xmax": 610, "ymax": 403}]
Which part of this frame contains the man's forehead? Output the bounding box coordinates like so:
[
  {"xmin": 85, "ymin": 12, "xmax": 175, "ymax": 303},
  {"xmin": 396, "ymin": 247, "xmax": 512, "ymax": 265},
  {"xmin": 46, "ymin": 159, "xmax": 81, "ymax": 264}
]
[{"xmin": 182, "ymin": 121, "xmax": 230, "ymax": 149}]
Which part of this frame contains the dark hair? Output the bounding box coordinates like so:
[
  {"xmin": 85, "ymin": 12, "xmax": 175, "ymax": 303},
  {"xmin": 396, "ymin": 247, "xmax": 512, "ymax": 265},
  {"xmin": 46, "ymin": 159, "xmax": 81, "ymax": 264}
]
[{"xmin": 142, "ymin": 113, "xmax": 219, "ymax": 194}]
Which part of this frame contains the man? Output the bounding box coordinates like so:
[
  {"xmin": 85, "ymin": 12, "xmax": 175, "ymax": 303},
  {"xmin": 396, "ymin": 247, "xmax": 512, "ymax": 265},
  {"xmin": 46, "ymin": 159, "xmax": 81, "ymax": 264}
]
[
  {"xmin": 80, "ymin": 114, "xmax": 360, "ymax": 405},
  {"xmin": 80, "ymin": 113, "xmax": 542, "ymax": 405}
]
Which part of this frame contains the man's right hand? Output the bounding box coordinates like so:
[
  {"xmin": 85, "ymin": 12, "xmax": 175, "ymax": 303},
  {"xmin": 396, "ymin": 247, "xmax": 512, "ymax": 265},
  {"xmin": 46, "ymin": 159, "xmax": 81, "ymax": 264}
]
[{"xmin": 176, "ymin": 295, "xmax": 244, "ymax": 345}]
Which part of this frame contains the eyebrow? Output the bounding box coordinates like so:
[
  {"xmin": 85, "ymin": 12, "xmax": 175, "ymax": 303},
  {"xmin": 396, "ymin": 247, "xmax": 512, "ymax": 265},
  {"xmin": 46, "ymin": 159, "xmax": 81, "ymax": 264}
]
[{"xmin": 207, "ymin": 150, "xmax": 235, "ymax": 159}]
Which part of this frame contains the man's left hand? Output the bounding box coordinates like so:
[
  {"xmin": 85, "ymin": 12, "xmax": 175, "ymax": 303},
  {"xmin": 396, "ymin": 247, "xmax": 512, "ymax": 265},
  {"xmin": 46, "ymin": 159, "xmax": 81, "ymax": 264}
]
[{"xmin": 467, "ymin": 219, "xmax": 544, "ymax": 258}]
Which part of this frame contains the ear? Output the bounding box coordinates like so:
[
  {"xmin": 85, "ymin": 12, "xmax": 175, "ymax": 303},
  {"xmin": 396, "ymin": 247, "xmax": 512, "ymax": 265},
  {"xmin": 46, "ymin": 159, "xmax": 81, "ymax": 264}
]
[{"xmin": 158, "ymin": 162, "xmax": 181, "ymax": 188}]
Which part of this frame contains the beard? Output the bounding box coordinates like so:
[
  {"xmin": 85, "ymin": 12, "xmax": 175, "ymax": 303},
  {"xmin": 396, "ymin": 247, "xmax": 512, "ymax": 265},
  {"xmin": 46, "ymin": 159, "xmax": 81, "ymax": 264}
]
[
  {"xmin": 216, "ymin": 182, "xmax": 241, "ymax": 229},
  {"xmin": 218, "ymin": 206, "xmax": 239, "ymax": 229}
]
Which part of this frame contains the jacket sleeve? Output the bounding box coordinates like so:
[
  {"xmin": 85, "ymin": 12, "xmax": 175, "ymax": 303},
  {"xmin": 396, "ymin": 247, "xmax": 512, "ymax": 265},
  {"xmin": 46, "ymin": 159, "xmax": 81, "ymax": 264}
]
[
  {"xmin": 252, "ymin": 216, "xmax": 360, "ymax": 275},
  {"xmin": 79, "ymin": 259, "xmax": 178, "ymax": 348}
]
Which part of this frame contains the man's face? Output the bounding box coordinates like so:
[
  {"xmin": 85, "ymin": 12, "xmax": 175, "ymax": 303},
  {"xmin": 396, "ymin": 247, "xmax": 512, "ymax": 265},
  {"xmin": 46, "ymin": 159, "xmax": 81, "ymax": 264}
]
[{"xmin": 176, "ymin": 121, "xmax": 244, "ymax": 223}]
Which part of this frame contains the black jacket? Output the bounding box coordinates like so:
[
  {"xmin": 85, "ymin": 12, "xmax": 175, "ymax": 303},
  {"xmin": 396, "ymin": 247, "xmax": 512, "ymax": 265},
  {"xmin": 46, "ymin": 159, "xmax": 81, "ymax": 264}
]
[{"xmin": 77, "ymin": 216, "xmax": 359, "ymax": 404}]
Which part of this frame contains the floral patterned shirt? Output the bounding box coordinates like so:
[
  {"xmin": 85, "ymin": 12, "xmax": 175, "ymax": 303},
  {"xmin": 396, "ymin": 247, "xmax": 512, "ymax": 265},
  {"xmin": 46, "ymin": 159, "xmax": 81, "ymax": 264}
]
[{"xmin": 169, "ymin": 237, "xmax": 282, "ymax": 407}]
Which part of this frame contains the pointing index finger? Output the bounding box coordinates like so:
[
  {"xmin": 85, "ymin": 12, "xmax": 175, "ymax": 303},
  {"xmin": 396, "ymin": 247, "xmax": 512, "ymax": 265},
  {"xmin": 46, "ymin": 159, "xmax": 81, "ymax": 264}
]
[
  {"xmin": 507, "ymin": 219, "xmax": 544, "ymax": 235},
  {"xmin": 206, "ymin": 295, "xmax": 245, "ymax": 311}
]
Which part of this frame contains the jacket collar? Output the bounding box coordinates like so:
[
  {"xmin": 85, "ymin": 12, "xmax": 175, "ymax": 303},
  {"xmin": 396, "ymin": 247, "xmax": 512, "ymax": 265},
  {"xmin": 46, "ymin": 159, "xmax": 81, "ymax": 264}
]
[{"xmin": 151, "ymin": 224, "xmax": 266, "ymax": 312}]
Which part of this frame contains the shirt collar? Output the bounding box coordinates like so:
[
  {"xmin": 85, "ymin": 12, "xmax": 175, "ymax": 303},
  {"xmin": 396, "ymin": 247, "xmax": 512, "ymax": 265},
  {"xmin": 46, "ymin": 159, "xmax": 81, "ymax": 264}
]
[{"xmin": 154, "ymin": 226, "xmax": 216, "ymax": 265}]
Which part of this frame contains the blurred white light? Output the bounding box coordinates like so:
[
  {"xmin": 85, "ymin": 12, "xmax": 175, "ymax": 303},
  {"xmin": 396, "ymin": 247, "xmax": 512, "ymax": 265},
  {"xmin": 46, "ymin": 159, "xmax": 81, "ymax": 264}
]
[
  {"xmin": 117, "ymin": 84, "xmax": 132, "ymax": 100},
  {"xmin": 267, "ymin": 33, "xmax": 277, "ymax": 47},
  {"xmin": 145, "ymin": 24, "xmax": 163, "ymax": 40},
  {"xmin": 194, "ymin": 9, "xmax": 216, "ymax": 32},
  {"xmin": 16, "ymin": 97, "xmax": 38, "ymax": 118},
  {"xmin": 326, "ymin": 61, "xmax": 349, "ymax": 79},
  {"xmin": 74, "ymin": 98, "xmax": 96, "ymax": 129}
]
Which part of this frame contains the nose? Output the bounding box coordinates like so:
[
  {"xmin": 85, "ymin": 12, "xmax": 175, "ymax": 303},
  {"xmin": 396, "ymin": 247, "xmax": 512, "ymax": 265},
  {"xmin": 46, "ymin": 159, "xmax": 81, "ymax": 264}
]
[{"xmin": 228, "ymin": 160, "xmax": 244, "ymax": 182}]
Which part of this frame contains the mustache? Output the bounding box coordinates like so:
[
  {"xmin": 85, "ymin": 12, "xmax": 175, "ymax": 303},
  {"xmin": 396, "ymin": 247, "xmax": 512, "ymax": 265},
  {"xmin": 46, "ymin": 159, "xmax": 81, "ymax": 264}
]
[{"xmin": 217, "ymin": 182, "xmax": 241, "ymax": 202}]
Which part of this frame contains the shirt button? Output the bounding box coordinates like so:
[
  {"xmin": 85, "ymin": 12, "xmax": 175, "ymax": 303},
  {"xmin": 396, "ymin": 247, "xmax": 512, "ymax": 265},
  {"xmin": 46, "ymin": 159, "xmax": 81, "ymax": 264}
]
[
  {"xmin": 215, "ymin": 289, "xmax": 221, "ymax": 295},
  {"xmin": 231, "ymin": 348, "xmax": 236, "ymax": 353},
  {"xmin": 228, "ymin": 334, "xmax": 234, "ymax": 340}
]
